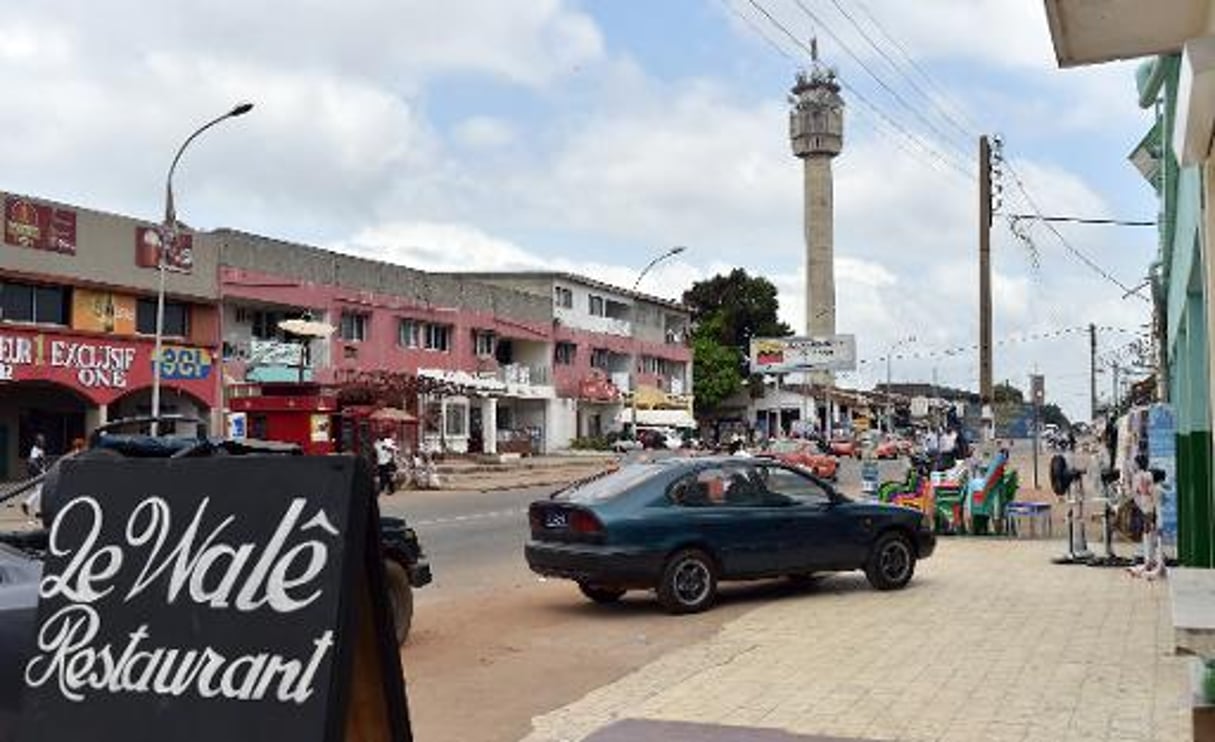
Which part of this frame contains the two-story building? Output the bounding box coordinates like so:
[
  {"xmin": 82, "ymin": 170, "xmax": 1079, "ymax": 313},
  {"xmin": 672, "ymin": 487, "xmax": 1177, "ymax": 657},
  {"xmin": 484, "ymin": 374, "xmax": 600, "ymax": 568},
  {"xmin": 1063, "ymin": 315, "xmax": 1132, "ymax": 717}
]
[
  {"xmin": 453, "ymin": 272, "xmax": 695, "ymax": 439},
  {"xmin": 0, "ymin": 191, "xmax": 221, "ymax": 478},
  {"xmin": 214, "ymin": 230, "xmax": 567, "ymax": 455}
]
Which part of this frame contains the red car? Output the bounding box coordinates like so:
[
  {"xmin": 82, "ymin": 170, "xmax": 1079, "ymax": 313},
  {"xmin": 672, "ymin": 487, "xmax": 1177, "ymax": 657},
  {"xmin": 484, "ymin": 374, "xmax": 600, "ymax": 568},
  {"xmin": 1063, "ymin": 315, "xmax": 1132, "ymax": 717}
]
[
  {"xmin": 874, "ymin": 439, "xmax": 900, "ymax": 460},
  {"xmin": 828, "ymin": 437, "xmax": 860, "ymax": 459},
  {"xmin": 759, "ymin": 439, "xmax": 839, "ymax": 480}
]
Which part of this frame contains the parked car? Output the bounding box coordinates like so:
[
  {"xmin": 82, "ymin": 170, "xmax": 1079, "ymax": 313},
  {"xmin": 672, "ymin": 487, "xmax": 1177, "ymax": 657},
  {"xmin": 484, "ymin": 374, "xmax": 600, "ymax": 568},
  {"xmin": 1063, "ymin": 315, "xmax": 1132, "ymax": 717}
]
[
  {"xmin": 874, "ymin": 438, "xmax": 901, "ymax": 460},
  {"xmin": 828, "ymin": 436, "xmax": 861, "ymax": 458},
  {"xmin": 525, "ymin": 456, "xmax": 935, "ymax": 613},
  {"xmin": 758, "ymin": 438, "xmax": 839, "ymax": 480},
  {"xmin": 0, "ymin": 541, "xmax": 40, "ymax": 742}
]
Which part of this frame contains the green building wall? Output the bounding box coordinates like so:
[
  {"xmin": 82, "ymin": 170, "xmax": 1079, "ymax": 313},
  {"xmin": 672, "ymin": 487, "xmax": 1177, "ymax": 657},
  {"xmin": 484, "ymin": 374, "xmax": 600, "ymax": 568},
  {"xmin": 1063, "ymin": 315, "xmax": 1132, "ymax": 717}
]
[{"xmin": 1158, "ymin": 54, "xmax": 1215, "ymax": 568}]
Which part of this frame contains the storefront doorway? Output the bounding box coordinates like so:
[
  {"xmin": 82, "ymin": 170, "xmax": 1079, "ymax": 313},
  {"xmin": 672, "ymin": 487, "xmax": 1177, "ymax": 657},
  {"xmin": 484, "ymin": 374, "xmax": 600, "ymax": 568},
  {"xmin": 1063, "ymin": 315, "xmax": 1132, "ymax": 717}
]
[{"xmin": 0, "ymin": 381, "xmax": 90, "ymax": 481}]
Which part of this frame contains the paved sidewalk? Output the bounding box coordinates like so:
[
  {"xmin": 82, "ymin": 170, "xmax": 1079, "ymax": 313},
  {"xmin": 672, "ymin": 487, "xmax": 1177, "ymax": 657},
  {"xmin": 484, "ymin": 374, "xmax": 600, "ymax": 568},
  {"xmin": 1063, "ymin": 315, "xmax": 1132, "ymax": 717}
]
[{"xmin": 524, "ymin": 538, "xmax": 1189, "ymax": 742}]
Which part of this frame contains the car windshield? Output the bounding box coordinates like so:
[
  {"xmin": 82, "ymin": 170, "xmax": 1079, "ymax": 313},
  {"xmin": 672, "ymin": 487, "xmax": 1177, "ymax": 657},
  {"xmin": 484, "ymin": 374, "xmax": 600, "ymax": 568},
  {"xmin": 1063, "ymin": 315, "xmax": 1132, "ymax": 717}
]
[{"xmin": 553, "ymin": 464, "xmax": 663, "ymax": 504}]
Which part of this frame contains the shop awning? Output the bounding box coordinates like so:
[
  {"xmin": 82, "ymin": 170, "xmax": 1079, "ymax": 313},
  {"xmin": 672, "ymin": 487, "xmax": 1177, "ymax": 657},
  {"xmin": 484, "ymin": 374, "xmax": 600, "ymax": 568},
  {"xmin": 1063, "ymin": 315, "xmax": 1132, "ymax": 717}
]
[{"xmin": 615, "ymin": 408, "xmax": 696, "ymax": 429}]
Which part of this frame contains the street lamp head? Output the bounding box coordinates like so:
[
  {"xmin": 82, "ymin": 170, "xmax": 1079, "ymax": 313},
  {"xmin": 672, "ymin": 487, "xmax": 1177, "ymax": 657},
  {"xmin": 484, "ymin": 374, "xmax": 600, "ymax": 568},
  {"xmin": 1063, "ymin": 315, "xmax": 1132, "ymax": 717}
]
[
  {"xmin": 229, "ymin": 102, "xmax": 254, "ymax": 117},
  {"xmin": 669, "ymin": 245, "xmax": 687, "ymax": 256}
]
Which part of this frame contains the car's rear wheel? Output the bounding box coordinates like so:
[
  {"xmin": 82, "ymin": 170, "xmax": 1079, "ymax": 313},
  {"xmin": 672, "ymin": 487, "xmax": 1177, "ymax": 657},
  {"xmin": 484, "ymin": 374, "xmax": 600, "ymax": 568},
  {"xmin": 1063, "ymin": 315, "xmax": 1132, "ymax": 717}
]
[
  {"xmin": 864, "ymin": 531, "xmax": 916, "ymax": 591},
  {"xmin": 384, "ymin": 559, "xmax": 414, "ymax": 645},
  {"xmin": 578, "ymin": 583, "xmax": 627, "ymax": 603},
  {"xmin": 656, "ymin": 549, "xmax": 717, "ymax": 614}
]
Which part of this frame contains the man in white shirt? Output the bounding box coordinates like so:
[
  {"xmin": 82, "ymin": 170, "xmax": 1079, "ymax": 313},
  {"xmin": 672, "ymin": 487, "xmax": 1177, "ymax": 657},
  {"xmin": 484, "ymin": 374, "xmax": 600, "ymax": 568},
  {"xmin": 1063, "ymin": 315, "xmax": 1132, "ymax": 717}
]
[{"xmin": 374, "ymin": 435, "xmax": 399, "ymax": 495}]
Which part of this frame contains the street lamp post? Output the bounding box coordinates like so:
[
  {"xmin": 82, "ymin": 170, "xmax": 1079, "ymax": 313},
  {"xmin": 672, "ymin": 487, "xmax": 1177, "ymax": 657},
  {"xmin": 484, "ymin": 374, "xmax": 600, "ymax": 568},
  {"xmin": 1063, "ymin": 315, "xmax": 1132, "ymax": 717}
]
[
  {"xmin": 630, "ymin": 246, "xmax": 687, "ymax": 437},
  {"xmin": 151, "ymin": 102, "xmax": 253, "ymax": 436},
  {"xmin": 884, "ymin": 335, "xmax": 916, "ymax": 434}
]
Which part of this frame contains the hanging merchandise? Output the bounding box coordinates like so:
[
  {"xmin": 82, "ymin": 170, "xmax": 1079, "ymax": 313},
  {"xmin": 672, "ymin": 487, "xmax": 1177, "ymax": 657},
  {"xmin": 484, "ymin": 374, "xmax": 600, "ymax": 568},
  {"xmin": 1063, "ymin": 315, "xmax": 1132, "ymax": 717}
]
[{"xmin": 1146, "ymin": 404, "xmax": 1178, "ymax": 561}]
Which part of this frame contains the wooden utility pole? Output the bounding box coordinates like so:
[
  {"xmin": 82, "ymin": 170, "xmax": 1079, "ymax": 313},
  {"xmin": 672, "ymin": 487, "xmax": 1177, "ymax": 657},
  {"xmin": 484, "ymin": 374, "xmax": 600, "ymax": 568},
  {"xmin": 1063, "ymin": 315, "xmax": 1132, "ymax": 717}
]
[
  {"xmin": 1089, "ymin": 323, "xmax": 1098, "ymax": 420},
  {"xmin": 979, "ymin": 136, "xmax": 993, "ymax": 435}
]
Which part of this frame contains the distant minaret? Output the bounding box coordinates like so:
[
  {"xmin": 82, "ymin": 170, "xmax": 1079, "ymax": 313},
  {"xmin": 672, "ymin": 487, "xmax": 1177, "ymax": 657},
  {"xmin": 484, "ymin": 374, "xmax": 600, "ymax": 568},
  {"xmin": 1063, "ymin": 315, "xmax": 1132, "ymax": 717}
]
[{"xmin": 789, "ymin": 39, "xmax": 844, "ymax": 338}]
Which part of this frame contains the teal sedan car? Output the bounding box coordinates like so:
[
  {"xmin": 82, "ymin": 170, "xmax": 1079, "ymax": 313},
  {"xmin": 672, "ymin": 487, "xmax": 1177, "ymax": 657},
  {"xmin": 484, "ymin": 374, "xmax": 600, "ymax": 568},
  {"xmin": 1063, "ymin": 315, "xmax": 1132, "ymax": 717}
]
[{"xmin": 525, "ymin": 456, "xmax": 935, "ymax": 613}]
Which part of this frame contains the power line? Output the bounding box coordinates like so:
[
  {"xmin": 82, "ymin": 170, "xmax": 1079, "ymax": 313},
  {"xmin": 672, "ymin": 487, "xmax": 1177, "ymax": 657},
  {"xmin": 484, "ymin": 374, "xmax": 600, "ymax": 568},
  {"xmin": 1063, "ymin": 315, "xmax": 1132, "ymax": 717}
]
[
  {"xmin": 717, "ymin": 0, "xmax": 799, "ymax": 63},
  {"xmin": 785, "ymin": 0, "xmax": 973, "ymax": 168},
  {"xmin": 821, "ymin": 0, "xmax": 974, "ymax": 146},
  {"xmin": 1006, "ymin": 214, "xmax": 1156, "ymax": 227},
  {"xmin": 852, "ymin": 0, "xmax": 985, "ymax": 136},
  {"xmin": 1003, "ymin": 162, "xmax": 1150, "ymax": 302}
]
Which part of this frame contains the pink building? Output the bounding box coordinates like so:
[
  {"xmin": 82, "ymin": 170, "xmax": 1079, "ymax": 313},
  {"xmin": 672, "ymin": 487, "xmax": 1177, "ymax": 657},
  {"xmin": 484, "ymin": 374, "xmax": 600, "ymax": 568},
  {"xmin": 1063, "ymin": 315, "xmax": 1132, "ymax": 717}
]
[{"xmin": 216, "ymin": 232, "xmax": 694, "ymax": 453}]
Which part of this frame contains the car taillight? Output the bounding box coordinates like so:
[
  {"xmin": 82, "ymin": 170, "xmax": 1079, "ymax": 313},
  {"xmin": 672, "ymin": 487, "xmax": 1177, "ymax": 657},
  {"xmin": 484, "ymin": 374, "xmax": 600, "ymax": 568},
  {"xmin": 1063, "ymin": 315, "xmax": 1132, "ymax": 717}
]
[{"xmin": 570, "ymin": 509, "xmax": 602, "ymax": 534}]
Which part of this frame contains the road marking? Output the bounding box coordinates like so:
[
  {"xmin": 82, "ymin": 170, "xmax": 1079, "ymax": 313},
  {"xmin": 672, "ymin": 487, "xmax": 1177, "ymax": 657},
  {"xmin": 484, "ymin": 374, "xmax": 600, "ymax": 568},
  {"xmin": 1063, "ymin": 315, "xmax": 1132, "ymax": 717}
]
[{"xmin": 412, "ymin": 507, "xmax": 528, "ymax": 527}]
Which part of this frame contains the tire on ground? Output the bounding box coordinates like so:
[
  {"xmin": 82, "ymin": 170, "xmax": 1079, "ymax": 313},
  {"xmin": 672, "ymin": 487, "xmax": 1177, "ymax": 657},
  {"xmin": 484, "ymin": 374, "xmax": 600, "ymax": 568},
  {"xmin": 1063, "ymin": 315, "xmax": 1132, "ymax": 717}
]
[
  {"xmin": 656, "ymin": 548, "xmax": 717, "ymax": 614},
  {"xmin": 384, "ymin": 558, "xmax": 414, "ymax": 645},
  {"xmin": 864, "ymin": 530, "xmax": 917, "ymax": 591}
]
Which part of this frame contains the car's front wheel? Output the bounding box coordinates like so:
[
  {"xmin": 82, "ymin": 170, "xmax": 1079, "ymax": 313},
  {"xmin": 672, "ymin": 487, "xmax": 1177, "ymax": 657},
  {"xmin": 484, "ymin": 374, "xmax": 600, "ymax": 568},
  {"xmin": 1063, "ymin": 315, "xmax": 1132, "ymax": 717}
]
[
  {"xmin": 656, "ymin": 549, "xmax": 717, "ymax": 614},
  {"xmin": 578, "ymin": 583, "xmax": 627, "ymax": 604},
  {"xmin": 384, "ymin": 559, "xmax": 414, "ymax": 645},
  {"xmin": 864, "ymin": 531, "xmax": 916, "ymax": 591}
]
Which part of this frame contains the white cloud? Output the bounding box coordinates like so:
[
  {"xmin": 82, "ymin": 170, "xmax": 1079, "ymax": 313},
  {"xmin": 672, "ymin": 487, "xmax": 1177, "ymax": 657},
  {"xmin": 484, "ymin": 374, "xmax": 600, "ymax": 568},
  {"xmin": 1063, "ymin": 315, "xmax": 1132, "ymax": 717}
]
[{"xmin": 453, "ymin": 116, "xmax": 517, "ymax": 149}]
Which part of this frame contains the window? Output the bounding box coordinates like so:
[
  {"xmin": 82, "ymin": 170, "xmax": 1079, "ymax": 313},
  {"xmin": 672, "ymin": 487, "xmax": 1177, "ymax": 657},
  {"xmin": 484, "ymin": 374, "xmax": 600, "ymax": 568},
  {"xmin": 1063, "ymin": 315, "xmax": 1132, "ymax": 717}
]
[
  {"xmin": 398, "ymin": 319, "xmax": 420, "ymax": 348},
  {"xmin": 136, "ymin": 298, "xmax": 188, "ymax": 337},
  {"xmin": 0, "ymin": 281, "xmax": 69, "ymax": 325},
  {"xmin": 398, "ymin": 319, "xmax": 450, "ymax": 351},
  {"xmin": 758, "ymin": 465, "xmax": 831, "ymax": 505},
  {"xmin": 445, "ymin": 402, "xmax": 467, "ymax": 437},
  {"xmin": 588, "ymin": 294, "xmax": 605, "ymax": 316},
  {"xmin": 554, "ymin": 341, "xmax": 576, "ymax": 365},
  {"xmin": 640, "ymin": 356, "xmax": 665, "ymax": 375},
  {"xmin": 474, "ymin": 330, "xmax": 496, "ymax": 357},
  {"xmin": 424, "ymin": 323, "xmax": 451, "ymax": 351},
  {"xmin": 248, "ymin": 309, "xmax": 308, "ymax": 340},
  {"xmin": 590, "ymin": 348, "xmax": 611, "ymax": 370},
  {"xmin": 670, "ymin": 466, "xmax": 765, "ymax": 507},
  {"xmin": 339, "ymin": 311, "xmax": 369, "ymax": 341},
  {"xmin": 554, "ymin": 286, "xmax": 573, "ymax": 309}
]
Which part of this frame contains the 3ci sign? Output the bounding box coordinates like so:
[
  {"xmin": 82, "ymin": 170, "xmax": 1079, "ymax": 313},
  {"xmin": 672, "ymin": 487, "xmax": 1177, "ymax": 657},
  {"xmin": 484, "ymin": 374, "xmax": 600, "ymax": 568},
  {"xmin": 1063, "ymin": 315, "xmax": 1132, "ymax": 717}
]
[{"xmin": 17, "ymin": 456, "xmax": 409, "ymax": 742}]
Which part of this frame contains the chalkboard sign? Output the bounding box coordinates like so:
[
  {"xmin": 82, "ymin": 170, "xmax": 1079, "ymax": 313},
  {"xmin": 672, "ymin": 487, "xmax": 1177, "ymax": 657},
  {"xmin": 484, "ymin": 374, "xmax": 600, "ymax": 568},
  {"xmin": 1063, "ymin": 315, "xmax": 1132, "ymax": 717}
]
[{"xmin": 17, "ymin": 455, "xmax": 409, "ymax": 742}]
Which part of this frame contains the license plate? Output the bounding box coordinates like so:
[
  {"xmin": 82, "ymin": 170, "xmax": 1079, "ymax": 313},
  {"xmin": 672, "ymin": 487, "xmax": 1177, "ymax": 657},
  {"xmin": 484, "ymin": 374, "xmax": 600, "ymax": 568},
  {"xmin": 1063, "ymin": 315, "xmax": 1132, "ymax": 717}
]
[{"xmin": 544, "ymin": 511, "xmax": 569, "ymax": 528}]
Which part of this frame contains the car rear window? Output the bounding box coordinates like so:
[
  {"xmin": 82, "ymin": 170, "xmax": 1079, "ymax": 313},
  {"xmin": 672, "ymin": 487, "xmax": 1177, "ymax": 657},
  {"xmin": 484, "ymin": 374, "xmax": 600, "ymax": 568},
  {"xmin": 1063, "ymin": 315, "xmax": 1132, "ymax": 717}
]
[{"xmin": 553, "ymin": 465, "xmax": 662, "ymax": 503}]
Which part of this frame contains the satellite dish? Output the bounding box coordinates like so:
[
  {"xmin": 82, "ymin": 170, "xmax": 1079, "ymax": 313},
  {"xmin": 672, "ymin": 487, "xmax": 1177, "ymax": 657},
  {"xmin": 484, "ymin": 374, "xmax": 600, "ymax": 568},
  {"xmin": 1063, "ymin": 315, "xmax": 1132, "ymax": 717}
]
[
  {"xmin": 278, "ymin": 318, "xmax": 335, "ymax": 338},
  {"xmin": 1049, "ymin": 454, "xmax": 1084, "ymax": 496}
]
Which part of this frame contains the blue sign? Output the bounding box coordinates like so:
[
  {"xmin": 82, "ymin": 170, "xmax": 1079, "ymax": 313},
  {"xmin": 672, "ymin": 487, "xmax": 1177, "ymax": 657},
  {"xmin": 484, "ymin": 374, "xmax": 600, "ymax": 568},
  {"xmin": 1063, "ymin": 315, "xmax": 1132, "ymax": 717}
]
[
  {"xmin": 1147, "ymin": 404, "xmax": 1177, "ymax": 556},
  {"xmin": 153, "ymin": 346, "xmax": 213, "ymax": 381}
]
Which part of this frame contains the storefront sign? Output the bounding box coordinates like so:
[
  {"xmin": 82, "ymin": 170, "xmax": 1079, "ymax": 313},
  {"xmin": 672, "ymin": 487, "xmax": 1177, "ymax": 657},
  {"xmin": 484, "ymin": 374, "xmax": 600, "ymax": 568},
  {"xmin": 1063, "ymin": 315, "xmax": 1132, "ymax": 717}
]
[
  {"xmin": 0, "ymin": 328, "xmax": 218, "ymax": 407},
  {"xmin": 72, "ymin": 289, "xmax": 137, "ymax": 335},
  {"xmin": 4, "ymin": 195, "xmax": 77, "ymax": 254},
  {"xmin": 154, "ymin": 345, "xmax": 214, "ymax": 381},
  {"xmin": 249, "ymin": 339, "xmax": 304, "ymax": 367},
  {"xmin": 135, "ymin": 225, "xmax": 194, "ymax": 273},
  {"xmin": 18, "ymin": 456, "xmax": 410, "ymax": 742},
  {"xmin": 750, "ymin": 335, "xmax": 857, "ymax": 373}
]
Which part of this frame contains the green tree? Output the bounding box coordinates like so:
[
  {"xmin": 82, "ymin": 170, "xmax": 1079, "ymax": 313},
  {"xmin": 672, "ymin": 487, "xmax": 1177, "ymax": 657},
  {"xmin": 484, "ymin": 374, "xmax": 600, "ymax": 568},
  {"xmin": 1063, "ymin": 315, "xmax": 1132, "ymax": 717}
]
[
  {"xmin": 683, "ymin": 270, "xmax": 792, "ymax": 415},
  {"xmin": 691, "ymin": 321, "xmax": 743, "ymax": 414},
  {"xmin": 682, "ymin": 268, "xmax": 792, "ymax": 350},
  {"xmin": 1041, "ymin": 403, "xmax": 1071, "ymax": 429}
]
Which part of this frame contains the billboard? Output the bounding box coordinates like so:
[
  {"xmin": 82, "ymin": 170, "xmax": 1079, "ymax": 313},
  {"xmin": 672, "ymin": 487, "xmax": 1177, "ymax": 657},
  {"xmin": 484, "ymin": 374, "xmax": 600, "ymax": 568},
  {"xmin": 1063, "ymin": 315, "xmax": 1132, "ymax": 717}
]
[
  {"xmin": 4, "ymin": 195, "xmax": 77, "ymax": 254},
  {"xmin": 135, "ymin": 225, "xmax": 194, "ymax": 273},
  {"xmin": 749, "ymin": 335, "xmax": 857, "ymax": 373}
]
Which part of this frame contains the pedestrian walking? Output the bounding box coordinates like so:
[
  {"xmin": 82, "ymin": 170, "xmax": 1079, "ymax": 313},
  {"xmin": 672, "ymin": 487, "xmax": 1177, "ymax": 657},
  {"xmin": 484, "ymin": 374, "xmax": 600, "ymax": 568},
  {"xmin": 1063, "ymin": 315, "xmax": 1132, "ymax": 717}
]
[
  {"xmin": 25, "ymin": 434, "xmax": 47, "ymax": 479},
  {"xmin": 374, "ymin": 435, "xmax": 399, "ymax": 495},
  {"xmin": 21, "ymin": 434, "xmax": 50, "ymax": 521}
]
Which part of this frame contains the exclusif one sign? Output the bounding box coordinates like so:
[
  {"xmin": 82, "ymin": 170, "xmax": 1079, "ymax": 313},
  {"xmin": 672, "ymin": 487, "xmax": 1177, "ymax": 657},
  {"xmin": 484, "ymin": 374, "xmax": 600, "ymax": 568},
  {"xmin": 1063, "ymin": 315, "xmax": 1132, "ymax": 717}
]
[{"xmin": 18, "ymin": 456, "xmax": 411, "ymax": 742}]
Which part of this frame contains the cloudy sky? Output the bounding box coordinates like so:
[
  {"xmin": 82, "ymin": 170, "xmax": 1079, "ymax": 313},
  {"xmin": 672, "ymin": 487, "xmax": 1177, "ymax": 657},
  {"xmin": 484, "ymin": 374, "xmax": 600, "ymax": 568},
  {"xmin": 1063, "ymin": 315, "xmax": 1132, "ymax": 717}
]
[{"xmin": 1, "ymin": 0, "xmax": 1157, "ymax": 420}]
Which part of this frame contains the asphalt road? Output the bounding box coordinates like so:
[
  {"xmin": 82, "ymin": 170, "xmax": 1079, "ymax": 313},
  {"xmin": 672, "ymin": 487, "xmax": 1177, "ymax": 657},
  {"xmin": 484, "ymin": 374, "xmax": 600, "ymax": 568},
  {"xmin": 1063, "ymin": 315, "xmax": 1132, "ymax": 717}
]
[{"xmin": 377, "ymin": 454, "xmax": 913, "ymax": 742}]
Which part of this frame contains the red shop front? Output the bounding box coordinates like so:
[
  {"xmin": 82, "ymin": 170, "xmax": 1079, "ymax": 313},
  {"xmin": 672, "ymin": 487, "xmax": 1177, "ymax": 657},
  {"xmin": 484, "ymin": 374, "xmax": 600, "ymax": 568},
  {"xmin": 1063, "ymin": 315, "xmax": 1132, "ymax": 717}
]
[{"xmin": 0, "ymin": 326, "xmax": 218, "ymax": 479}]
